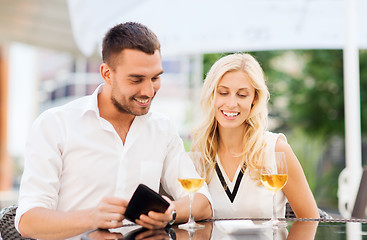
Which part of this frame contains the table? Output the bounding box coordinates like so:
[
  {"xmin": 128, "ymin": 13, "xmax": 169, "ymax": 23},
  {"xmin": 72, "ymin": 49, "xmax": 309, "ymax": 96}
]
[{"xmin": 81, "ymin": 218, "xmax": 367, "ymax": 240}]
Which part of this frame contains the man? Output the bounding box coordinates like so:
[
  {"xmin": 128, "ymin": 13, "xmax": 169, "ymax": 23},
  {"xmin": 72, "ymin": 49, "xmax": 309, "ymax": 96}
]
[{"xmin": 15, "ymin": 22, "xmax": 212, "ymax": 239}]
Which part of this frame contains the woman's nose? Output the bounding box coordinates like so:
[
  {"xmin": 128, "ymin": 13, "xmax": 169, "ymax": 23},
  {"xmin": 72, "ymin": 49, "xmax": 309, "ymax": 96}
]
[{"xmin": 225, "ymin": 95, "xmax": 238, "ymax": 108}]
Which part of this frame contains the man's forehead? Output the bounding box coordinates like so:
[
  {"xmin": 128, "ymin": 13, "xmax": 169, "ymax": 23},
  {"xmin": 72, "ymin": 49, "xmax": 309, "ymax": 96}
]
[
  {"xmin": 120, "ymin": 48, "xmax": 160, "ymax": 60},
  {"xmin": 113, "ymin": 48, "xmax": 156, "ymax": 62},
  {"xmin": 111, "ymin": 50, "xmax": 163, "ymax": 75}
]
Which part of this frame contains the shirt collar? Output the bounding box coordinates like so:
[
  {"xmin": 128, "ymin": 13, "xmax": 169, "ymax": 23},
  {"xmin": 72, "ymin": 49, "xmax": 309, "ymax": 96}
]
[{"xmin": 82, "ymin": 83, "xmax": 104, "ymax": 117}]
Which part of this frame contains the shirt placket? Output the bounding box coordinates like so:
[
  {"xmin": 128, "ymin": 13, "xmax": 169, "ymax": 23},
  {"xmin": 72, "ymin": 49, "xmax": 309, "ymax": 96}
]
[
  {"xmin": 115, "ymin": 147, "xmax": 127, "ymax": 198},
  {"xmin": 98, "ymin": 117, "xmax": 127, "ymax": 198},
  {"xmin": 113, "ymin": 116, "xmax": 144, "ymax": 199}
]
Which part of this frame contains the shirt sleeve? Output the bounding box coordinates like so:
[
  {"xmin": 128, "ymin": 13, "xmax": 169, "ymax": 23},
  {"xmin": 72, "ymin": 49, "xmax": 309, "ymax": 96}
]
[
  {"xmin": 15, "ymin": 111, "xmax": 65, "ymax": 231},
  {"xmin": 159, "ymin": 121, "xmax": 213, "ymax": 210}
]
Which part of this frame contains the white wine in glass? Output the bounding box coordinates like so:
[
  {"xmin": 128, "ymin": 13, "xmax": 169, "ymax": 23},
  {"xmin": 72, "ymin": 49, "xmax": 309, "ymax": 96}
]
[
  {"xmin": 178, "ymin": 179, "xmax": 205, "ymax": 193},
  {"xmin": 178, "ymin": 152, "xmax": 206, "ymax": 230},
  {"xmin": 260, "ymin": 152, "xmax": 288, "ymax": 227}
]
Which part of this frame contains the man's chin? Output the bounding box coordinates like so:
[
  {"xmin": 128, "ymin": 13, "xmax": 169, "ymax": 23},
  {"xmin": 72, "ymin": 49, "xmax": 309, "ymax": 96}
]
[
  {"xmin": 114, "ymin": 103, "xmax": 150, "ymax": 116},
  {"xmin": 133, "ymin": 108, "xmax": 150, "ymax": 116}
]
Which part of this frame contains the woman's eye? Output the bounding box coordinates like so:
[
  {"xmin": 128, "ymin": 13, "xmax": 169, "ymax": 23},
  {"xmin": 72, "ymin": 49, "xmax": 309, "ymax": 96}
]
[{"xmin": 219, "ymin": 92, "xmax": 228, "ymax": 96}]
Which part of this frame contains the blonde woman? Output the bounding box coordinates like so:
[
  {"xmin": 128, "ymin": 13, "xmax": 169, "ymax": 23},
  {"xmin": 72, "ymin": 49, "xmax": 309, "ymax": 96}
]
[{"xmin": 191, "ymin": 53, "xmax": 319, "ymax": 219}]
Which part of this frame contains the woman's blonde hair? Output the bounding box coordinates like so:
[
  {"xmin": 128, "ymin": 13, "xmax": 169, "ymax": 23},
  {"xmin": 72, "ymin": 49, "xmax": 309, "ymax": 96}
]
[{"xmin": 191, "ymin": 53, "xmax": 270, "ymax": 182}]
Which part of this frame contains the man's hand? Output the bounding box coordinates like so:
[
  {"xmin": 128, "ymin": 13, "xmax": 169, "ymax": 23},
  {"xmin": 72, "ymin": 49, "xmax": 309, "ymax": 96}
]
[
  {"xmin": 135, "ymin": 196, "xmax": 175, "ymax": 229},
  {"xmin": 89, "ymin": 196, "xmax": 128, "ymax": 230}
]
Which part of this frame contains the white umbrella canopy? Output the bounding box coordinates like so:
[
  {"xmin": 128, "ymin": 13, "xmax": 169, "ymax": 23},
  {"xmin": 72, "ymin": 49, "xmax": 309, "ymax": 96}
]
[{"xmin": 67, "ymin": 0, "xmax": 367, "ymax": 57}]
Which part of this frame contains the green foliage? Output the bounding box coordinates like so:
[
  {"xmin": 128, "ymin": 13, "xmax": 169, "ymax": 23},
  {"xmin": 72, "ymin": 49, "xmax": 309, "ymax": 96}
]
[
  {"xmin": 315, "ymin": 164, "xmax": 344, "ymax": 208},
  {"xmin": 360, "ymin": 49, "xmax": 367, "ymax": 134},
  {"xmin": 252, "ymin": 50, "xmax": 345, "ymax": 139},
  {"xmin": 286, "ymin": 129, "xmax": 325, "ymax": 193},
  {"xmin": 290, "ymin": 50, "xmax": 344, "ymax": 138},
  {"xmin": 183, "ymin": 138, "xmax": 192, "ymax": 152},
  {"xmin": 203, "ymin": 53, "xmax": 231, "ymax": 80}
]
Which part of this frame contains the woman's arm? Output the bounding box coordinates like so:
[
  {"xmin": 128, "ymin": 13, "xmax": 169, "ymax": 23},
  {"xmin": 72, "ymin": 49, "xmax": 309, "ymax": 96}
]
[{"xmin": 275, "ymin": 138, "xmax": 320, "ymax": 218}]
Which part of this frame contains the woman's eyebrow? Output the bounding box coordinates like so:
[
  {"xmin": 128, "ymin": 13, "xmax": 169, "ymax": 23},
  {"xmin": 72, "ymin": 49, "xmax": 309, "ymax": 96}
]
[
  {"xmin": 217, "ymin": 85, "xmax": 251, "ymax": 91},
  {"xmin": 238, "ymin": 87, "xmax": 251, "ymax": 91}
]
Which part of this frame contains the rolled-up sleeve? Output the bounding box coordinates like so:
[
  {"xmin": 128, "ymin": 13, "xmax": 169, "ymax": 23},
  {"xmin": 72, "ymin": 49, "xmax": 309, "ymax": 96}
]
[{"xmin": 15, "ymin": 111, "xmax": 65, "ymax": 231}]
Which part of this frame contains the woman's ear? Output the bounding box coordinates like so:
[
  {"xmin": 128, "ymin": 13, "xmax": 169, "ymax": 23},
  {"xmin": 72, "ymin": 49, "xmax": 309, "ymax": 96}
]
[
  {"xmin": 251, "ymin": 95, "xmax": 257, "ymax": 108},
  {"xmin": 100, "ymin": 63, "xmax": 111, "ymax": 85}
]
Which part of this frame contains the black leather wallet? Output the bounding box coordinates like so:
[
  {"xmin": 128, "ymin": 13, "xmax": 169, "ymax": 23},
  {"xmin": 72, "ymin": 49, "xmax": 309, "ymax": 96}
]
[{"xmin": 124, "ymin": 184, "xmax": 170, "ymax": 223}]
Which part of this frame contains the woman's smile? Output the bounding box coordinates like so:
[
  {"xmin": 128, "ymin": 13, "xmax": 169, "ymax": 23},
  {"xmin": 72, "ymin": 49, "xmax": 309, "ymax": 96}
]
[{"xmin": 221, "ymin": 110, "xmax": 240, "ymax": 119}]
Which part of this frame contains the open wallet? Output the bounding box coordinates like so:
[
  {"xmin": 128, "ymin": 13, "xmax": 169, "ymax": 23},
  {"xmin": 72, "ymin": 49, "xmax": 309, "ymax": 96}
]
[{"xmin": 124, "ymin": 184, "xmax": 170, "ymax": 223}]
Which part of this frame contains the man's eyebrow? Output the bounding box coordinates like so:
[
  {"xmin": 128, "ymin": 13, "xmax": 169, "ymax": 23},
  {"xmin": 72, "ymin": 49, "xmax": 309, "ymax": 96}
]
[
  {"xmin": 154, "ymin": 70, "xmax": 164, "ymax": 77},
  {"xmin": 128, "ymin": 74, "xmax": 144, "ymax": 78},
  {"xmin": 128, "ymin": 71, "xmax": 164, "ymax": 78}
]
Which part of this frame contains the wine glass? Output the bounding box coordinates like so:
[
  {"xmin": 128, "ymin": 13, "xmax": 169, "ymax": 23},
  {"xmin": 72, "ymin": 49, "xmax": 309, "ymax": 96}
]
[
  {"xmin": 177, "ymin": 152, "xmax": 206, "ymax": 230},
  {"xmin": 260, "ymin": 152, "xmax": 288, "ymax": 227}
]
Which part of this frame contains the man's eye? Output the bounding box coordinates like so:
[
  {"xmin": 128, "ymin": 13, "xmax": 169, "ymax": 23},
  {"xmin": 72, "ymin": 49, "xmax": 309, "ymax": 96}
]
[{"xmin": 132, "ymin": 78, "xmax": 143, "ymax": 84}]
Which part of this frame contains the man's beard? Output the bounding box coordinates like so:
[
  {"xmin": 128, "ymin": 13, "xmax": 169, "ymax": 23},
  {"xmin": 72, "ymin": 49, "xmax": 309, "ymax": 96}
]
[{"xmin": 111, "ymin": 96, "xmax": 150, "ymax": 116}]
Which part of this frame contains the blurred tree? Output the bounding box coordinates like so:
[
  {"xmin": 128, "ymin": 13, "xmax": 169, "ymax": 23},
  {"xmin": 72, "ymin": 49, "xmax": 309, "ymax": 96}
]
[
  {"xmin": 202, "ymin": 53, "xmax": 228, "ymax": 79},
  {"xmin": 289, "ymin": 50, "xmax": 344, "ymax": 138},
  {"xmin": 254, "ymin": 50, "xmax": 345, "ymax": 139},
  {"xmin": 360, "ymin": 49, "xmax": 367, "ymax": 135}
]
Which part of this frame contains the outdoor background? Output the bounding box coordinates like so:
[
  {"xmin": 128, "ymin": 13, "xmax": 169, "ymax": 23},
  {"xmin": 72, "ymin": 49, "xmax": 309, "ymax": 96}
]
[{"xmin": 1, "ymin": 0, "xmax": 366, "ymax": 217}]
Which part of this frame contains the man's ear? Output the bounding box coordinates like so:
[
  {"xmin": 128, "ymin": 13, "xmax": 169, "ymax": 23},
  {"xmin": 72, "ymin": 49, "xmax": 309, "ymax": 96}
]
[{"xmin": 100, "ymin": 63, "xmax": 111, "ymax": 85}]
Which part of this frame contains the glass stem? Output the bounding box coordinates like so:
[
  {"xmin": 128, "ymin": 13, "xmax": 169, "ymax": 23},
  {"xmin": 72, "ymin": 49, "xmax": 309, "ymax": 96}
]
[
  {"xmin": 272, "ymin": 191, "xmax": 277, "ymax": 222},
  {"xmin": 187, "ymin": 192, "xmax": 195, "ymax": 224}
]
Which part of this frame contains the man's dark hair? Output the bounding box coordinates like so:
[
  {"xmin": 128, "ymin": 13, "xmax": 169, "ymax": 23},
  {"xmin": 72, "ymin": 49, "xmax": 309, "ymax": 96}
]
[{"xmin": 102, "ymin": 22, "xmax": 161, "ymax": 67}]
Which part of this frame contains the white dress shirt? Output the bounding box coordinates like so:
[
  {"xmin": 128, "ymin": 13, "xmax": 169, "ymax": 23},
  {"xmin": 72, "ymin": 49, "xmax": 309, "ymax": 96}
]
[{"xmin": 15, "ymin": 84, "xmax": 212, "ymax": 231}]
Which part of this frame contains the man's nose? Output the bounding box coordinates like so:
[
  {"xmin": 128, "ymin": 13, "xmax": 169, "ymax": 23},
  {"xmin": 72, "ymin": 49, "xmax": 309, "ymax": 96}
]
[{"xmin": 141, "ymin": 81, "xmax": 155, "ymax": 97}]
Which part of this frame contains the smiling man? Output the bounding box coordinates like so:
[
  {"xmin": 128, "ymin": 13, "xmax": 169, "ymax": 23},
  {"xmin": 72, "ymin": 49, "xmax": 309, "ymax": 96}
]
[{"xmin": 15, "ymin": 22, "xmax": 212, "ymax": 239}]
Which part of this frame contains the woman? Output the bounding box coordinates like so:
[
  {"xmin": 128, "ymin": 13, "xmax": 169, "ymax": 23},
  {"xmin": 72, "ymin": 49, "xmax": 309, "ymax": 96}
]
[{"xmin": 190, "ymin": 53, "xmax": 319, "ymax": 219}]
